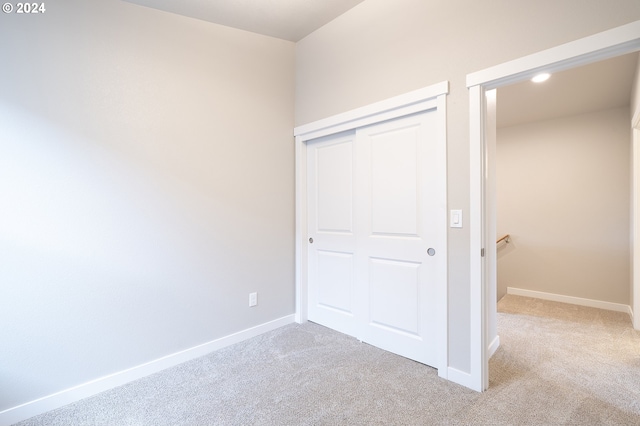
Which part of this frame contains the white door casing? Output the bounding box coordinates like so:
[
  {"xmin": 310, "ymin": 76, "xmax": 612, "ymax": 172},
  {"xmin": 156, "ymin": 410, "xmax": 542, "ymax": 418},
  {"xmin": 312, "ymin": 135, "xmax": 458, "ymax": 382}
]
[
  {"xmin": 633, "ymin": 123, "xmax": 640, "ymax": 330},
  {"xmin": 295, "ymin": 81, "xmax": 449, "ymax": 377}
]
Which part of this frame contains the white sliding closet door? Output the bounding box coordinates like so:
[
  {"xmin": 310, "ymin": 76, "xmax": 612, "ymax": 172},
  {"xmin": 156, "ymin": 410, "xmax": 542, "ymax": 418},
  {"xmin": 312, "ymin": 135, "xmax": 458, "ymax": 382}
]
[
  {"xmin": 307, "ymin": 130, "xmax": 359, "ymax": 337},
  {"xmin": 307, "ymin": 111, "xmax": 441, "ymax": 367}
]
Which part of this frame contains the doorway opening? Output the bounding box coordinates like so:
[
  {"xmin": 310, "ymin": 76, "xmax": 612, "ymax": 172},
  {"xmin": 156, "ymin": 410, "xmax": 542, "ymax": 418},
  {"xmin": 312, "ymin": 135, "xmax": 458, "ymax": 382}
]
[
  {"xmin": 467, "ymin": 20, "xmax": 640, "ymax": 392},
  {"xmin": 495, "ymin": 53, "xmax": 637, "ymax": 308}
]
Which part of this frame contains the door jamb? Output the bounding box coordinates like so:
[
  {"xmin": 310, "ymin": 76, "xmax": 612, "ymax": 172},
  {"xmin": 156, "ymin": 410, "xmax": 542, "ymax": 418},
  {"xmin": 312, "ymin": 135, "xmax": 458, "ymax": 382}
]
[
  {"xmin": 293, "ymin": 81, "xmax": 450, "ymax": 377},
  {"xmin": 633, "ymin": 119, "xmax": 640, "ymax": 330},
  {"xmin": 467, "ymin": 20, "xmax": 640, "ymax": 392}
]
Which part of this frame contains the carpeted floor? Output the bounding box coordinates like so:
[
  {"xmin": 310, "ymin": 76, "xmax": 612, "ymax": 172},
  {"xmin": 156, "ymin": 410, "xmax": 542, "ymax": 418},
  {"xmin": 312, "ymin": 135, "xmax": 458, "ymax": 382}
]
[{"xmin": 15, "ymin": 294, "xmax": 640, "ymax": 425}]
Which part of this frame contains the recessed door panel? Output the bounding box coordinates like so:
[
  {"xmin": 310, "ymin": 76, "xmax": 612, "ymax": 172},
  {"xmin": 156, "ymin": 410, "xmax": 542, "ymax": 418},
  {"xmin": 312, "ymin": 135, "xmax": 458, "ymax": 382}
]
[
  {"xmin": 370, "ymin": 126, "xmax": 419, "ymax": 237},
  {"xmin": 316, "ymin": 141, "xmax": 353, "ymax": 234},
  {"xmin": 369, "ymin": 258, "xmax": 420, "ymax": 336},
  {"xmin": 316, "ymin": 250, "xmax": 354, "ymax": 314}
]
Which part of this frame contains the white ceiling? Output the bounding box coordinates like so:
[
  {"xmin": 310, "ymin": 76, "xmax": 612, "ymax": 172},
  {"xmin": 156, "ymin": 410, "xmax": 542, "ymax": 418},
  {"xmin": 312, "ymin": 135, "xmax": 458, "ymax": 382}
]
[
  {"xmin": 122, "ymin": 0, "xmax": 367, "ymax": 42},
  {"xmin": 497, "ymin": 52, "xmax": 639, "ymax": 128}
]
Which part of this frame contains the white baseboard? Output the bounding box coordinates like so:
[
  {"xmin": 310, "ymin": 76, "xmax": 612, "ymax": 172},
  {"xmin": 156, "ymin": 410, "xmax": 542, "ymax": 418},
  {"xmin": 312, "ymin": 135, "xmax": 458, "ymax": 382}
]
[
  {"xmin": 507, "ymin": 287, "xmax": 630, "ymax": 314},
  {"xmin": 446, "ymin": 338, "xmax": 499, "ymax": 393},
  {"xmin": 631, "ymin": 306, "xmax": 639, "ymax": 330},
  {"xmin": 447, "ymin": 367, "xmax": 481, "ymax": 392},
  {"xmin": 487, "ymin": 335, "xmax": 500, "ymax": 359},
  {"xmin": 0, "ymin": 315, "xmax": 295, "ymax": 426}
]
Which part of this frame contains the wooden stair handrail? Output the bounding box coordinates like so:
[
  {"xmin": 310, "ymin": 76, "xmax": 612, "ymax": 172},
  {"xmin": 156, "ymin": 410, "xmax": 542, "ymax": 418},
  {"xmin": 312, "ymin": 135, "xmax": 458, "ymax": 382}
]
[{"xmin": 497, "ymin": 234, "xmax": 510, "ymax": 244}]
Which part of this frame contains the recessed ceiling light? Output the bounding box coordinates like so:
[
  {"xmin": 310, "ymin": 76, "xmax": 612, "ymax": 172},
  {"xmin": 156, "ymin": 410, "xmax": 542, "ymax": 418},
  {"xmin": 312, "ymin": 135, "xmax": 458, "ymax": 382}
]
[{"xmin": 531, "ymin": 73, "xmax": 551, "ymax": 83}]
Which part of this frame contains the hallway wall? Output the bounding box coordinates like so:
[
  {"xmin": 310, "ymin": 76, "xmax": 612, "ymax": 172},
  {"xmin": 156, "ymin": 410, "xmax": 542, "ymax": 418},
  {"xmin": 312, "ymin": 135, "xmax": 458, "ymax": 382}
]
[{"xmin": 496, "ymin": 107, "xmax": 631, "ymax": 303}]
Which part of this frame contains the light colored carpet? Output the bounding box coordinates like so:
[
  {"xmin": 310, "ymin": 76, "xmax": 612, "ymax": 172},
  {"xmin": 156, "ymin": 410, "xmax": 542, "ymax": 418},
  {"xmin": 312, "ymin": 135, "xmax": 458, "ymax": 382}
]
[{"xmin": 15, "ymin": 294, "xmax": 640, "ymax": 425}]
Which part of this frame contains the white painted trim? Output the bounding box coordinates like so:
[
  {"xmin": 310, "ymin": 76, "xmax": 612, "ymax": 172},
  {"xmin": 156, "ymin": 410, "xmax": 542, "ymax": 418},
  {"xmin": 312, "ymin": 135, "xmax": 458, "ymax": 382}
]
[
  {"xmin": 294, "ymin": 82, "xmax": 450, "ymax": 378},
  {"xmin": 435, "ymin": 92, "xmax": 449, "ymax": 380},
  {"xmin": 294, "ymin": 135, "xmax": 308, "ymax": 324},
  {"xmin": 487, "ymin": 335, "xmax": 500, "ymax": 359},
  {"xmin": 467, "ymin": 20, "xmax": 640, "ymax": 89},
  {"xmin": 468, "ymin": 84, "xmax": 485, "ymax": 393},
  {"xmin": 634, "ymin": 126, "xmax": 640, "ymax": 330},
  {"xmin": 467, "ymin": 20, "xmax": 640, "ymax": 395},
  {"xmin": 507, "ymin": 287, "xmax": 631, "ymax": 314},
  {"xmin": 446, "ymin": 367, "xmax": 475, "ymax": 390},
  {"xmin": 294, "ymin": 81, "xmax": 449, "ymax": 141},
  {"xmin": 632, "ymin": 110, "xmax": 640, "ymax": 130},
  {"xmin": 0, "ymin": 315, "xmax": 295, "ymax": 426}
]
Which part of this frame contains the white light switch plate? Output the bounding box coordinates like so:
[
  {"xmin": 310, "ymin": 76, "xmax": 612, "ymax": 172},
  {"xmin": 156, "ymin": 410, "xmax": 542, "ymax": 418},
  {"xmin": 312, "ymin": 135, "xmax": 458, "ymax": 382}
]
[{"xmin": 450, "ymin": 210, "xmax": 462, "ymax": 228}]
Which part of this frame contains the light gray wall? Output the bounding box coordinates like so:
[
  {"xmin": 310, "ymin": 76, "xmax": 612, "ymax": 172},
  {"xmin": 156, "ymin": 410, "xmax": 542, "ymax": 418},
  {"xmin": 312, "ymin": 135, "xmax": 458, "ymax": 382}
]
[
  {"xmin": 496, "ymin": 107, "xmax": 631, "ymax": 304},
  {"xmin": 0, "ymin": 0, "xmax": 294, "ymax": 411},
  {"xmin": 633, "ymin": 55, "xmax": 640, "ymax": 118},
  {"xmin": 295, "ymin": 0, "xmax": 640, "ymax": 372}
]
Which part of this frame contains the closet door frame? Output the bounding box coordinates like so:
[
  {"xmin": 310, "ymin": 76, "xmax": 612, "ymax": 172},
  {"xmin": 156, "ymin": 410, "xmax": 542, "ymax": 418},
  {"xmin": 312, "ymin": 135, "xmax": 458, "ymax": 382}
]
[{"xmin": 293, "ymin": 81, "xmax": 449, "ymax": 377}]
